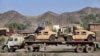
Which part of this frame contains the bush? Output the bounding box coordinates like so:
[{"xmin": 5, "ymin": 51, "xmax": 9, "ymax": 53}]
[
  {"xmin": 5, "ymin": 22, "xmax": 30, "ymax": 30},
  {"xmin": 0, "ymin": 37, "xmax": 5, "ymax": 45}
]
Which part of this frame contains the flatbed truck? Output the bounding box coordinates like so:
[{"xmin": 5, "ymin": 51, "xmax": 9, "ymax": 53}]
[
  {"xmin": 24, "ymin": 40, "xmax": 100, "ymax": 53},
  {"xmin": 2, "ymin": 35, "xmax": 100, "ymax": 53}
]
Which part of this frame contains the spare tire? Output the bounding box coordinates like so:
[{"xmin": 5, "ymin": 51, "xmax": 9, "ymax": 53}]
[
  {"xmin": 87, "ymin": 35, "xmax": 95, "ymax": 41},
  {"xmin": 49, "ymin": 35, "xmax": 56, "ymax": 41},
  {"xmin": 65, "ymin": 36, "xmax": 73, "ymax": 41},
  {"xmin": 28, "ymin": 35, "xmax": 36, "ymax": 41}
]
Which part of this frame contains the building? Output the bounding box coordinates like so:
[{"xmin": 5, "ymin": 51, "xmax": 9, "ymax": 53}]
[
  {"xmin": 88, "ymin": 23, "xmax": 100, "ymax": 41},
  {"xmin": 88, "ymin": 23, "xmax": 100, "ymax": 31}
]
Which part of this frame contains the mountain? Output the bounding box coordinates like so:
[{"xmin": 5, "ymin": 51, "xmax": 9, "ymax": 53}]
[
  {"xmin": 0, "ymin": 7, "xmax": 100, "ymax": 29},
  {"xmin": 0, "ymin": 10, "xmax": 29, "ymax": 27}
]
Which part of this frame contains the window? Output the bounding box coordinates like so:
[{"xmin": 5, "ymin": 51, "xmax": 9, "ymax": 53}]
[
  {"xmin": 75, "ymin": 32, "xmax": 79, "ymax": 35},
  {"xmin": 14, "ymin": 38, "xmax": 18, "ymax": 41},
  {"xmin": 8, "ymin": 38, "xmax": 13, "ymax": 41},
  {"xmin": 82, "ymin": 32, "xmax": 86, "ymax": 35},
  {"xmin": 43, "ymin": 32, "xmax": 48, "ymax": 35},
  {"xmin": 38, "ymin": 32, "xmax": 41, "ymax": 35}
]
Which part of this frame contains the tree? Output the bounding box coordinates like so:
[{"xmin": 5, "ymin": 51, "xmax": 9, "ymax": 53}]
[
  {"xmin": 81, "ymin": 14, "xmax": 96, "ymax": 29},
  {"xmin": 5, "ymin": 22, "xmax": 29, "ymax": 30}
]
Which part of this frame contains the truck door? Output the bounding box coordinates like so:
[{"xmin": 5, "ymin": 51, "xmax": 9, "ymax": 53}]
[
  {"xmin": 8, "ymin": 38, "xmax": 18, "ymax": 46},
  {"xmin": 36, "ymin": 31, "xmax": 42, "ymax": 39},
  {"xmin": 37, "ymin": 31, "xmax": 49, "ymax": 39},
  {"xmin": 74, "ymin": 31, "xmax": 81, "ymax": 39},
  {"xmin": 42, "ymin": 31, "xmax": 49, "ymax": 39},
  {"xmin": 13, "ymin": 38, "xmax": 18, "ymax": 45},
  {"xmin": 81, "ymin": 31, "xmax": 87, "ymax": 39}
]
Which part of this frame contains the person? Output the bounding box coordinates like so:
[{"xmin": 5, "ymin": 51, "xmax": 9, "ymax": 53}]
[
  {"xmin": 58, "ymin": 28, "xmax": 61, "ymax": 36},
  {"xmin": 34, "ymin": 26, "xmax": 44, "ymax": 35}
]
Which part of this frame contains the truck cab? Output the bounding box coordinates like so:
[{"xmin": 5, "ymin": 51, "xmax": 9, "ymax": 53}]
[{"xmin": 2, "ymin": 34, "xmax": 24, "ymax": 52}]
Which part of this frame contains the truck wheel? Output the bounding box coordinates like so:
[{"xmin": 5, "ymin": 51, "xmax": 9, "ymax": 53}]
[
  {"xmin": 28, "ymin": 35, "xmax": 35, "ymax": 41},
  {"xmin": 49, "ymin": 35, "xmax": 56, "ymax": 41},
  {"xmin": 66, "ymin": 36, "xmax": 73, "ymax": 41},
  {"xmin": 3, "ymin": 46, "xmax": 10, "ymax": 52},
  {"xmin": 87, "ymin": 35, "xmax": 95, "ymax": 41},
  {"xmin": 33, "ymin": 47, "xmax": 40, "ymax": 52},
  {"xmin": 85, "ymin": 45, "xmax": 94, "ymax": 53},
  {"xmin": 76, "ymin": 46, "xmax": 84, "ymax": 53},
  {"xmin": 11, "ymin": 49, "xmax": 16, "ymax": 52},
  {"xmin": 28, "ymin": 46, "xmax": 33, "ymax": 52}
]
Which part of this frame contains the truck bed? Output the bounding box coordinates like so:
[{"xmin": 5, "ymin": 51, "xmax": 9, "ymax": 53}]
[{"xmin": 25, "ymin": 40, "xmax": 99, "ymax": 45}]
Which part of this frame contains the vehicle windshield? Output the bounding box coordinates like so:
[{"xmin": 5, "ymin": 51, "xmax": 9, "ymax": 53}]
[
  {"xmin": 34, "ymin": 26, "xmax": 44, "ymax": 33},
  {"xmin": 8, "ymin": 38, "xmax": 13, "ymax": 41}
]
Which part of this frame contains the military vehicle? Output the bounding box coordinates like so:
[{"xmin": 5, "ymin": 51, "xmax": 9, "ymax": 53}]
[
  {"xmin": 1, "ymin": 25, "xmax": 98, "ymax": 53},
  {"xmin": 25, "ymin": 26, "xmax": 58, "ymax": 41},
  {"xmin": 63, "ymin": 26, "xmax": 96, "ymax": 41},
  {"xmin": 2, "ymin": 34, "xmax": 24, "ymax": 52}
]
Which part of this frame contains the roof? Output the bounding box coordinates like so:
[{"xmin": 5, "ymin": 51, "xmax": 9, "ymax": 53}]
[{"xmin": 89, "ymin": 23, "xmax": 100, "ymax": 25}]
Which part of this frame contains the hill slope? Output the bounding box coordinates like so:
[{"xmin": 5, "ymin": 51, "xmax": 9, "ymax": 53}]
[{"xmin": 0, "ymin": 7, "xmax": 100, "ymax": 29}]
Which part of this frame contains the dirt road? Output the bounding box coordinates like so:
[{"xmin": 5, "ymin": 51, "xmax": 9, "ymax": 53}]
[{"xmin": 0, "ymin": 52, "xmax": 100, "ymax": 56}]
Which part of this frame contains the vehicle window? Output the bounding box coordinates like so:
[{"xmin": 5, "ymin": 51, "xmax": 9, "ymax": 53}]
[
  {"xmin": 8, "ymin": 38, "xmax": 13, "ymax": 41},
  {"xmin": 81, "ymin": 32, "xmax": 86, "ymax": 35},
  {"xmin": 75, "ymin": 32, "xmax": 79, "ymax": 35},
  {"xmin": 14, "ymin": 38, "xmax": 18, "ymax": 41},
  {"xmin": 43, "ymin": 32, "xmax": 48, "ymax": 35},
  {"xmin": 38, "ymin": 32, "xmax": 41, "ymax": 35}
]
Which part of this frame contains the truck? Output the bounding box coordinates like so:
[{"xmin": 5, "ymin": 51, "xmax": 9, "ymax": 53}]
[
  {"xmin": 2, "ymin": 25, "xmax": 100, "ymax": 53},
  {"xmin": 2, "ymin": 35, "xmax": 100, "ymax": 53},
  {"xmin": 2, "ymin": 34, "xmax": 25, "ymax": 52}
]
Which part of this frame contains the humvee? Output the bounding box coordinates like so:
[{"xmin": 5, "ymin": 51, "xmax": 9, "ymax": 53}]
[
  {"xmin": 64, "ymin": 30, "xmax": 96, "ymax": 41},
  {"xmin": 25, "ymin": 26, "xmax": 57, "ymax": 41}
]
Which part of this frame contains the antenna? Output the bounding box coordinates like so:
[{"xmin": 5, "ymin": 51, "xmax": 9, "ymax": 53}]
[{"xmin": 42, "ymin": 20, "xmax": 46, "ymax": 27}]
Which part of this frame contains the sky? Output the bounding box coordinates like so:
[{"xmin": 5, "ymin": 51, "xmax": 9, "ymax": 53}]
[{"xmin": 0, "ymin": 0, "xmax": 100, "ymax": 16}]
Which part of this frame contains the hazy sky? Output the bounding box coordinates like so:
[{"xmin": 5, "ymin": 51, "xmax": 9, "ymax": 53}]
[{"xmin": 0, "ymin": 0, "xmax": 100, "ymax": 16}]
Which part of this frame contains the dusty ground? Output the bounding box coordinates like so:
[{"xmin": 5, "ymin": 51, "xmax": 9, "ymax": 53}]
[{"xmin": 0, "ymin": 52, "xmax": 100, "ymax": 56}]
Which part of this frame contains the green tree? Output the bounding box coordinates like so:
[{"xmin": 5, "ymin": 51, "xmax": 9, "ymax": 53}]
[
  {"xmin": 5, "ymin": 22, "xmax": 29, "ymax": 30},
  {"xmin": 81, "ymin": 14, "xmax": 96, "ymax": 29}
]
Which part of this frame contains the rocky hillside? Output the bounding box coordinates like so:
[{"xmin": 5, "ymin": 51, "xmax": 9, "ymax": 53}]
[
  {"xmin": 0, "ymin": 10, "xmax": 29, "ymax": 27},
  {"xmin": 0, "ymin": 7, "xmax": 100, "ymax": 29}
]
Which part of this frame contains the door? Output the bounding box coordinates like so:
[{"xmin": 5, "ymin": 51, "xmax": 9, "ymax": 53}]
[
  {"xmin": 81, "ymin": 31, "xmax": 87, "ymax": 39},
  {"xmin": 37, "ymin": 31, "xmax": 49, "ymax": 39},
  {"xmin": 36, "ymin": 31, "xmax": 43, "ymax": 39},
  {"xmin": 42, "ymin": 31, "xmax": 49, "ymax": 39},
  {"xmin": 74, "ymin": 31, "xmax": 81, "ymax": 39},
  {"xmin": 8, "ymin": 38, "xmax": 18, "ymax": 46},
  {"xmin": 13, "ymin": 38, "xmax": 19, "ymax": 45}
]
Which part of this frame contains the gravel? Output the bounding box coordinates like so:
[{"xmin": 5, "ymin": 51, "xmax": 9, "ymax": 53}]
[{"xmin": 0, "ymin": 52, "xmax": 100, "ymax": 56}]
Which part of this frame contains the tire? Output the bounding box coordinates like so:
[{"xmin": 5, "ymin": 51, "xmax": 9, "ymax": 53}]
[
  {"xmin": 87, "ymin": 35, "xmax": 95, "ymax": 41},
  {"xmin": 28, "ymin": 35, "xmax": 35, "ymax": 41},
  {"xmin": 85, "ymin": 45, "xmax": 94, "ymax": 53},
  {"xmin": 24, "ymin": 44, "xmax": 28, "ymax": 52},
  {"xmin": 76, "ymin": 46, "xmax": 84, "ymax": 53},
  {"xmin": 28, "ymin": 46, "xmax": 33, "ymax": 52},
  {"xmin": 13, "ymin": 49, "xmax": 16, "ymax": 52},
  {"xmin": 65, "ymin": 36, "xmax": 73, "ymax": 41},
  {"xmin": 3, "ymin": 46, "xmax": 10, "ymax": 52},
  {"xmin": 11, "ymin": 49, "xmax": 16, "ymax": 52},
  {"xmin": 49, "ymin": 35, "xmax": 56, "ymax": 41},
  {"xmin": 33, "ymin": 47, "xmax": 40, "ymax": 52}
]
